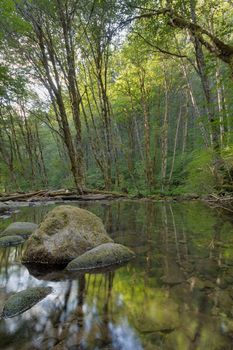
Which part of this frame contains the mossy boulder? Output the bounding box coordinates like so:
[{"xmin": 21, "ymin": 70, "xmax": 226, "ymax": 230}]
[
  {"xmin": 1, "ymin": 222, "xmax": 38, "ymax": 238},
  {"xmin": 1, "ymin": 287, "xmax": 52, "ymax": 318},
  {"xmin": 0, "ymin": 235, "xmax": 25, "ymax": 247},
  {"xmin": 22, "ymin": 205, "xmax": 113, "ymax": 265},
  {"xmin": 66, "ymin": 242, "xmax": 135, "ymax": 271}
]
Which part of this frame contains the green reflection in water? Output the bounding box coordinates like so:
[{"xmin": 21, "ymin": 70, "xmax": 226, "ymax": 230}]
[{"xmin": 0, "ymin": 200, "xmax": 233, "ymax": 349}]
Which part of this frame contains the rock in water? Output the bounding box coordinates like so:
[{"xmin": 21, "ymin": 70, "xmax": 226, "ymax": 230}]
[
  {"xmin": 1, "ymin": 222, "xmax": 38, "ymax": 238},
  {"xmin": 66, "ymin": 243, "xmax": 135, "ymax": 271},
  {"xmin": 22, "ymin": 205, "xmax": 112, "ymax": 265},
  {"xmin": 0, "ymin": 203, "xmax": 9, "ymax": 214},
  {"xmin": 0, "ymin": 235, "xmax": 25, "ymax": 247},
  {"xmin": 1, "ymin": 287, "xmax": 52, "ymax": 318}
]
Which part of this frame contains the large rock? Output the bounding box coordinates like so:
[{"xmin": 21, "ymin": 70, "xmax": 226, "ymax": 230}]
[
  {"xmin": 22, "ymin": 205, "xmax": 113, "ymax": 265},
  {"xmin": 66, "ymin": 243, "xmax": 135, "ymax": 271},
  {"xmin": 1, "ymin": 222, "xmax": 38, "ymax": 238},
  {"xmin": 1, "ymin": 287, "xmax": 52, "ymax": 318},
  {"xmin": 0, "ymin": 235, "xmax": 25, "ymax": 247}
]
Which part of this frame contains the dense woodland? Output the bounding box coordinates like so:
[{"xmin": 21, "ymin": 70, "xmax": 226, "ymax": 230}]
[{"xmin": 0, "ymin": 0, "xmax": 233, "ymax": 196}]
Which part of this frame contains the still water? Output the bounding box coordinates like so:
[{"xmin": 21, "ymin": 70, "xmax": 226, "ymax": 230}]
[{"xmin": 0, "ymin": 200, "xmax": 233, "ymax": 350}]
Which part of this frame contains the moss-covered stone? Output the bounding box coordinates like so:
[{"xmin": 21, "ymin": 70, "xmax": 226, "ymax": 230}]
[
  {"xmin": 1, "ymin": 222, "xmax": 38, "ymax": 238},
  {"xmin": 66, "ymin": 242, "xmax": 135, "ymax": 270},
  {"xmin": 0, "ymin": 235, "xmax": 25, "ymax": 247},
  {"xmin": 1, "ymin": 287, "xmax": 52, "ymax": 318},
  {"xmin": 22, "ymin": 205, "xmax": 113, "ymax": 265}
]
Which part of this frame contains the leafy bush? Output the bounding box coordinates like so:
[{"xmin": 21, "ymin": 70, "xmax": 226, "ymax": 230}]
[{"xmin": 178, "ymin": 150, "xmax": 216, "ymax": 195}]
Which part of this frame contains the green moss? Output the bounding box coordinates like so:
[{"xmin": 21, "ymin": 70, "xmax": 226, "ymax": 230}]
[
  {"xmin": 22, "ymin": 205, "xmax": 113, "ymax": 264},
  {"xmin": 66, "ymin": 243, "xmax": 135, "ymax": 270}
]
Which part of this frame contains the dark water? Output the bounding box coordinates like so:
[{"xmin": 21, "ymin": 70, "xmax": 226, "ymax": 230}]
[{"xmin": 0, "ymin": 200, "xmax": 233, "ymax": 350}]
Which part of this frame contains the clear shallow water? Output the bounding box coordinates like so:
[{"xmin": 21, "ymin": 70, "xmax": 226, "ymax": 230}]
[{"xmin": 0, "ymin": 200, "xmax": 233, "ymax": 350}]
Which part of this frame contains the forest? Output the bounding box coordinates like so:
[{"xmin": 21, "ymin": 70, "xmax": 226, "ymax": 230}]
[
  {"xmin": 1, "ymin": 2, "xmax": 233, "ymax": 350},
  {"xmin": 0, "ymin": 0, "xmax": 233, "ymax": 197}
]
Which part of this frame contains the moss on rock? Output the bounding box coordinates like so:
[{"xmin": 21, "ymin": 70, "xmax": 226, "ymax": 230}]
[
  {"xmin": 66, "ymin": 242, "xmax": 135, "ymax": 270},
  {"xmin": 1, "ymin": 286, "xmax": 52, "ymax": 318},
  {"xmin": 1, "ymin": 222, "xmax": 38, "ymax": 238},
  {"xmin": 22, "ymin": 205, "xmax": 113, "ymax": 265},
  {"xmin": 0, "ymin": 235, "xmax": 25, "ymax": 247}
]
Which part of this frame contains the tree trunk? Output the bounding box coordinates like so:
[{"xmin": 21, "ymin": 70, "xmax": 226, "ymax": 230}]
[
  {"xmin": 161, "ymin": 63, "xmax": 169, "ymax": 191},
  {"xmin": 189, "ymin": 1, "xmax": 219, "ymax": 152},
  {"xmin": 169, "ymin": 103, "xmax": 182, "ymax": 183},
  {"xmin": 215, "ymin": 61, "xmax": 225, "ymax": 149},
  {"xmin": 139, "ymin": 67, "xmax": 154, "ymax": 191},
  {"xmin": 175, "ymin": 36, "xmax": 210, "ymax": 147}
]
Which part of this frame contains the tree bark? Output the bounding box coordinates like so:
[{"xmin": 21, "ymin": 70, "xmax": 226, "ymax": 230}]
[
  {"xmin": 161, "ymin": 63, "xmax": 169, "ymax": 191},
  {"xmin": 139, "ymin": 67, "xmax": 155, "ymax": 191},
  {"xmin": 169, "ymin": 103, "xmax": 182, "ymax": 183}
]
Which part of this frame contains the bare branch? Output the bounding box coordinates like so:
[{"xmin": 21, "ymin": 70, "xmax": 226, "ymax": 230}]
[{"xmin": 133, "ymin": 30, "xmax": 188, "ymax": 58}]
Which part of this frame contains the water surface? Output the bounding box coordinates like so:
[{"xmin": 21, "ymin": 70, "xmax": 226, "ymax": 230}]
[{"xmin": 0, "ymin": 200, "xmax": 233, "ymax": 350}]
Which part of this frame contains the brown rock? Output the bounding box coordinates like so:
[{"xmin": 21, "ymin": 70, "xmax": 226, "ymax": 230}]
[{"xmin": 22, "ymin": 205, "xmax": 112, "ymax": 265}]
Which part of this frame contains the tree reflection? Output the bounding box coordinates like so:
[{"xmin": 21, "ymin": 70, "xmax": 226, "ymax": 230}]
[{"xmin": 0, "ymin": 201, "xmax": 233, "ymax": 349}]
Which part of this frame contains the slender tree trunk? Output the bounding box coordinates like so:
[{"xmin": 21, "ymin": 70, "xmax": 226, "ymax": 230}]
[
  {"xmin": 18, "ymin": 3, "xmax": 85, "ymax": 193},
  {"xmin": 169, "ymin": 103, "xmax": 182, "ymax": 183},
  {"xmin": 175, "ymin": 35, "xmax": 210, "ymax": 147},
  {"xmin": 219, "ymin": 82, "xmax": 231, "ymax": 147},
  {"xmin": 57, "ymin": 0, "xmax": 85, "ymax": 188},
  {"xmin": 125, "ymin": 77, "xmax": 144, "ymax": 162},
  {"xmin": 182, "ymin": 93, "xmax": 189, "ymax": 155},
  {"xmin": 161, "ymin": 63, "xmax": 169, "ymax": 191},
  {"xmin": 96, "ymin": 62, "xmax": 113, "ymax": 190},
  {"xmin": 139, "ymin": 67, "xmax": 154, "ymax": 191},
  {"xmin": 9, "ymin": 112, "xmax": 24, "ymax": 172},
  {"xmin": 0, "ymin": 117, "xmax": 19, "ymax": 190},
  {"xmin": 35, "ymin": 122, "xmax": 48, "ymax": 186},
  {"xmin": 37, "ymin": 25, "xmax": 84, "ymax": 193},
  {"xmin": 215, "ymin": 61, "xmax": 225, "ymax": 149},
  {"xmin": 189, "ymin": 0, "xmax": 219, "ymax": 152}
]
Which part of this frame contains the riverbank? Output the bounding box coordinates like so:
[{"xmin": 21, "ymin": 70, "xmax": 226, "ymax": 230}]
[{"xmin": 0, "ymin": 189, "xmax": 233, "ymax": 217}]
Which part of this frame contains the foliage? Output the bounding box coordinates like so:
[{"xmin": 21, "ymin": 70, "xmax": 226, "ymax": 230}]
[
  {"xmin": 0, "ymin": 0, "xmax": 233, "ymax": 195},
  {"xmin": 178, "ymin": 150, "xmax": 216, "ymax": 195}
]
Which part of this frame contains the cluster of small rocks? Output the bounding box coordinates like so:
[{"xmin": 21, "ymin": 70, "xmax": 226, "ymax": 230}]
[{"xmin": 0, "ymin": 205, "xmax": 135, "ymax": 319}]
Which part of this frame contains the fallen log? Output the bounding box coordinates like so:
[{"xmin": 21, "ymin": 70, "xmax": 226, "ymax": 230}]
[
  {"xmin": 60, "ymin": 194, "xmax": 114, "ymax": 201},
  {"xmin": 48, "ymin": 190, "xmax": 76, "ymax": 197},
  {"xmin": 84, "ymin": 188, "xmax": 128, "ymax": 197},
  {"xmin": 0, "ymin": 188, "xmax": 129, "ymax": 202},
  {"xmin": 0, "ymin": 190, "xmax": 47, "ymax": 202}
]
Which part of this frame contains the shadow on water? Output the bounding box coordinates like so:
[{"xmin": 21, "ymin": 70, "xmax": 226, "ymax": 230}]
[{"xmin": 0, "ymin": 200, "xmax": 233, "ymax": 349}]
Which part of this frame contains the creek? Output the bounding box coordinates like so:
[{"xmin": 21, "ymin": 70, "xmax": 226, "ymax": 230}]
[{"xmin": 0, "ymin": 200, "xmax": 233, "ymax": 349}]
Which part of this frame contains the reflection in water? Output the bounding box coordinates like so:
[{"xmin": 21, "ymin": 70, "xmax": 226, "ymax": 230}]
[{"xmin": 0, "ymin": 200, "xmax": 233, "ymax": 349}]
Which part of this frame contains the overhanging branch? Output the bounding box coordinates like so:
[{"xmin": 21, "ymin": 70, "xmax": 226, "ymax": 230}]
[{"xmin": 120, "ymin": 7, "xmax": 233, "ymax": 65}]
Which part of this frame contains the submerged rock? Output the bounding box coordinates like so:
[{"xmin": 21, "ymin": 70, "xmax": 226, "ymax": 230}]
[
  {"xmin": 66, "ymin": 242, "xmax": 135, "ymax": 271},
  {"xmin": 0, "ymin": 203, "xmax": 9, "ymax": 214},
  {"xmin": 0, "ymin": 235, "xmax": 25, "ymax": 247},
  {"xmin": 161, "ymin": 260, "xmax": 185, "ymax": 286},
  {"xmin": 22, "ymin": 205, "xmax": 112, "ymax": 265},
  {"xmin": 1, "ymin": 222, "xmax": 38, "ymax": 238},
  {"xmin": 1, "ymin": 286, "xmax": 52, "ymax": 318}
]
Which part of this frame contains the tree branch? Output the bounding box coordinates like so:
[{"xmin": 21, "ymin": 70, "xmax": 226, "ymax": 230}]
[
  {"xmin": 120, "ymin": 7, "xmax": 233, "ymax": 64},
  {"xmin": 133, "ymin": 31, "xmax": 188, "ymax": 58}
]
